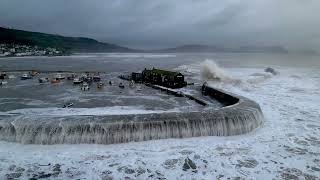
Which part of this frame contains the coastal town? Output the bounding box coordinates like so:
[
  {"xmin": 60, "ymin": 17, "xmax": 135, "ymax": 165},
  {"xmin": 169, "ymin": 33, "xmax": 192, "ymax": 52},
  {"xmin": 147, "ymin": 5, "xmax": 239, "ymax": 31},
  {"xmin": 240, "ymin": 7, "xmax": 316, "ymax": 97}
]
[{"xmin": 0, "ymin": 43, "xmax": 64, "ymax": 57}]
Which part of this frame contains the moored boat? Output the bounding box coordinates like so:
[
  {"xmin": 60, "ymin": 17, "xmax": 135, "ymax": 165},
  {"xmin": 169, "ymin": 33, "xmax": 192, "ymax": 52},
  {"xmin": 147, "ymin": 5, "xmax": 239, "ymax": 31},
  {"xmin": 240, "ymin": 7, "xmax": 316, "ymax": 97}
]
[
  {"xmin": 119, "ymin": 82, "xmax": 125, "ymax": 88},
  {"xmin": 136, "ymin": 85, "xmax": 142, "ymax": 91},
  {"xmin": 0, "ymin": 81, "xmax": 8, "ymax": 85},
  {"xmin": 73, "ymin": 77, "xmax": 83, "ymax": 84},
  {"xmin": 21, "ymin": 73, "xmax": 32, "ymax": 80},
  {"xmin": 39, "ymin": 77, "xmax": 49, "ymax": 83},
  {"xmin": 97, "ymin": 82, "xmax": 104, "ymax": 89},
  {"xmin": 0, "ymin": 73, "xmax": 7, "ymax": 79},
  {"xmin": 54, "ymin": 73, "xmax": 65, "ymax": 80},
  {"xmin": 93, "ymin": 74, "xmax": 101, "ymax": 82},
  {"xmin": 51, "ymin": 79, "xmax": 60, "ymax": 84},
  {"xmin": 81, "ymin": 82, "xmax": 90, "ymax": 91},
  {"xmin": 67, "ymin": 74, "xmax": 76, "ymax": 80}
]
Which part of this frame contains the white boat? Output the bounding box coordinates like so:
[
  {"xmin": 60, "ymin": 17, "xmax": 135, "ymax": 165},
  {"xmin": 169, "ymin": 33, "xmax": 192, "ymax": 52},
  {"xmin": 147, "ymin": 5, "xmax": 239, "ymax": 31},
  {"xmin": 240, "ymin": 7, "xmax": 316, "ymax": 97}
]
[
  {"xmin": 73, "ymin": 78, "xmax": 83, "ymax": 84},
  {"xmin": 21, "ymin": 74, "xmax": 32, "ymax": 80},
  {"xmin": 136, "ymin": 85, "xmax": 142, "ymax": 91},
  {"xmin": 8, "ymin": 75, "xmax": 16, "ymax": 79},
  {"xmin": 0, "ymin": 81, "xmax": 8, "ymax": 85},
  {"xmin": 81, "ymin": 82, "xmax": 90, "ymax": 91},
  {"xmin": 39, "ymin": 77, "xmax": 49, "ymax": 83},
  {"xmin": 55, "ymin": 73, "xmax": 65, "ymax": 80}
]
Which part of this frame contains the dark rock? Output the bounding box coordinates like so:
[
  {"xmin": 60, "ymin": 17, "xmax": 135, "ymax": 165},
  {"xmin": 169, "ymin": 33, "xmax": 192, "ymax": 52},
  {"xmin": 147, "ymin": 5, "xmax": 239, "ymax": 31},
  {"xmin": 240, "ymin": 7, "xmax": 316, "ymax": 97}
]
[
  {"xmin": 38, "ymin": 173, "xmax": 52, "ymax": 178},
  {"xmin": 163, "ymin": 159, "xmax": 178, "ymax": 169},
  {"xmin": 15, "ymin": 167, "xmax": 25, "ymax": 172},
  {"xmin": 5, "ymin": 172, "xmax": 22, "ymax": 179},
  {"xmin": 135, "ymin": 167, "xmax": 146, "ymax": 176},
  {"xmin": 52, "ymin": 164, "xmax": 61, "ymax": 173},
  {"xmin": 264, "ymin": 67, "xmax": 278, "ymax": 75},
  {"xmin": 8, "ymin": 165, "xmax": 16, "ymax": 171},
  {"xmin": 182, "ymin": 158, "xmax": 197, "ymax": 172},
  {"xmin": 311, "ymin": 166, "xmax": 320, "ymax": 171},
  {"xmin": 125, "ymin": 168, "xmax": 135, "ymax": 174}
]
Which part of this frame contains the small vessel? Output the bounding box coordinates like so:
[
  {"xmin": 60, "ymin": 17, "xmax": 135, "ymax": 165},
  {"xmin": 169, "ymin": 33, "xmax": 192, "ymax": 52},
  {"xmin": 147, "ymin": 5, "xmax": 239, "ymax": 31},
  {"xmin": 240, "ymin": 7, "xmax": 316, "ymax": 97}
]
[
  {"xmin": 67, "ymin": 74, "xmax": 76, "ymax": 80},
  {"xmin": 73, "ymin": 77, "xmax": 83, "ymax": 84},
  {"xmin": 0, "ymin": 73, "xmax": 7, "ymax": 79},
  {"xmin": 54, "ymin": 73, "xmax": 65, "ymax": 80},
  {"xmin": 119, "ymin": 82, "xmax": 125, "ymax": 88},
  {"xmin": 0, "ymin": 81, "xmax": 8, "ymax": 85},
  {"xmin": 109, "ymin": 81, "xmax": 113, "ymax": 85},
  {"xmin": 93, "ymin": 75, "xmax": 101, "ymax": 82},
  {"xmin": 51, "ymin": 79, "xmax": 60, "ymax": 84},
  {"xmin": 63, "ymin": 102, "xmax": 74, "ymax": 108},
  {"xmin": 81, "ymin": 82, "xmax": 90, "ymax": 91},
  {"xmin": 84, "ymin": 76, "xmax": 93, "ymax": 83},
  {"xmin": 8, "ymin": 75, "xmax": 16, "ymax": 79},
  {"xmin": 129, "ymin": 80, "xmax": 135, "ymax": 88},
  {"xmin": 136, "ymin": 85, "xmax": 142, "ymax": 92},
  {"xmin": 21, "ymin": 73, "xmax": 32, "ymax": 80},
  {"xmin": 31, "ymin": 70, "xmax": 39, "ymax": 76},
  {"xmin": 97, "ymin": 82, "xmax": 104, "ymax": 89},
  {"xmin": 38, "ymin": 77, "xmax": 49, "ymax": 83}
]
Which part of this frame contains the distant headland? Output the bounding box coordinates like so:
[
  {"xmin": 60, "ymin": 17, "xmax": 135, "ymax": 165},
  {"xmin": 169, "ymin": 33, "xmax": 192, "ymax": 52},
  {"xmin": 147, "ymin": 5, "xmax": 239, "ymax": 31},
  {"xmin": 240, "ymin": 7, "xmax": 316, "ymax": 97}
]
[{"xmin": 0, "ymin": 27, "xmax": 302, "ymax": 57}]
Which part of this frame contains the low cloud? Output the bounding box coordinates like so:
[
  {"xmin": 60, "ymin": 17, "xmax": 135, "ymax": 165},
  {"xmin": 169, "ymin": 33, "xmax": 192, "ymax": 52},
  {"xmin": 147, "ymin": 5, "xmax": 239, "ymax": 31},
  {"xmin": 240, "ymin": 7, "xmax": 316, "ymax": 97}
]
[{"xmin": 0, "ymin": 0, "xmax": 319, "ymax": 50}]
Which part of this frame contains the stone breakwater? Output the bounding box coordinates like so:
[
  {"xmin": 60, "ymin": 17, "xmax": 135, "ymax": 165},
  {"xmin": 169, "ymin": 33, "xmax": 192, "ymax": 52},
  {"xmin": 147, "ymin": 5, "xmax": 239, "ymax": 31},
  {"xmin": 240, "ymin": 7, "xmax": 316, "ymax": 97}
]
[{"xmin": 0, "ymin": 84, "xmax": 263, "ymax": 144}]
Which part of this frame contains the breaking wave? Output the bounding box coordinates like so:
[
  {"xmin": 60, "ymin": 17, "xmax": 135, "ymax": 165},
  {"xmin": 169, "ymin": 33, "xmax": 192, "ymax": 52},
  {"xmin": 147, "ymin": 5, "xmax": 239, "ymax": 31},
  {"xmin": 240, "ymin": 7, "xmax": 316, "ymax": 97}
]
[{"xmin": 200, "ymin": 59, "xmax": 233, "ymax": 82}]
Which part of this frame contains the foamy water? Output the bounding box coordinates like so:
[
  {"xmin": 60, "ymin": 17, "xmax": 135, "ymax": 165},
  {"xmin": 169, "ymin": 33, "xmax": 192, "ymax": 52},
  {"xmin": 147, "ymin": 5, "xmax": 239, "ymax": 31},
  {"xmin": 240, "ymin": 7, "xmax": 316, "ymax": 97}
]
[{"xmin": 0, "ymin": 55, "xmax": 319, "ymax": 179}]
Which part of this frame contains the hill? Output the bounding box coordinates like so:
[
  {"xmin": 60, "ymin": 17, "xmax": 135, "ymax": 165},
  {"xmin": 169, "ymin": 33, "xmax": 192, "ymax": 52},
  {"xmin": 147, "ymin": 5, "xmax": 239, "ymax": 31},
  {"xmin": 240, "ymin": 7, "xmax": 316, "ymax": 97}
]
[
  {"xmin": 159, "ymin": 44, "xmax": 289, "ymax": 53},
  {"xmin": 0, "ymin": 27, "xmax": 135, "ymax": 53}
]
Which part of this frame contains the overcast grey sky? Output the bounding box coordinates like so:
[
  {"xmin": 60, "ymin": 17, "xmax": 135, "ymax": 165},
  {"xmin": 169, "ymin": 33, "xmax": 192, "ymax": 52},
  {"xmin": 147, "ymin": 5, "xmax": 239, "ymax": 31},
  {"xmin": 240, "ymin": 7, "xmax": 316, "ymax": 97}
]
[{"xmin": 0, "ymin": 0, "xmax": 319, "ymax": 50}]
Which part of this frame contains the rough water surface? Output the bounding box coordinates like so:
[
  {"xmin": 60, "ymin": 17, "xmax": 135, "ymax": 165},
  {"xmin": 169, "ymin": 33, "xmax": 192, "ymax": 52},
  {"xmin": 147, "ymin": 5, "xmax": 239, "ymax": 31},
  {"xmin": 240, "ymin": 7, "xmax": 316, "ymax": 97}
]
[{"xmin": 0, "ymin": 53, "xmax": 319, "ymax": 179}]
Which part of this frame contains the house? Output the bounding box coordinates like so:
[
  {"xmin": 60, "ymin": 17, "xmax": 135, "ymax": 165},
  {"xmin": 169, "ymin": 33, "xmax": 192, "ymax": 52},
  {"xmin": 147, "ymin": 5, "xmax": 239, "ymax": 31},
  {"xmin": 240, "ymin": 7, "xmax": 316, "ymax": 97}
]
[
  {"xmin": 141, "ymin": 68, "xmax": 187, "ymax": 88},
  {"xmin": 131, "ymin": 72, "xmax": 143, "ymax": 82}
]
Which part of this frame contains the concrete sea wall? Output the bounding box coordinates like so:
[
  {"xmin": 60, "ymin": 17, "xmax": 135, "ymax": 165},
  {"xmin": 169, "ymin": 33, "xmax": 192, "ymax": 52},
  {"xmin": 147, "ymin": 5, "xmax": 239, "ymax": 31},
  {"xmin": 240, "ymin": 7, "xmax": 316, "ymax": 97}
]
[{"xmin": 0, "ymin": 84, "xmax": 263, "ymax": 144}]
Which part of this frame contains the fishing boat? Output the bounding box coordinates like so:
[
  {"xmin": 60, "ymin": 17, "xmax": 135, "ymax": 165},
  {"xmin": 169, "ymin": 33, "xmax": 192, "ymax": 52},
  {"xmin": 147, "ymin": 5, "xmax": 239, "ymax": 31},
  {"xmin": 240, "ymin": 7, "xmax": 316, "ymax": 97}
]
[
  {"xmin": 93, "ymin": 75, "xmax": 101, "ymax": 82},
  {"xmin": 8, "ymin": 75, "xmax": 16, "ymax": 79},
  {"xmin": 54, "ymin": 73, "xmax": 65, "ymax": 80},
  {"xmin": 73, "ymin": 77, "xmax": 83, "ymax": 84},
  {"xmin": 67, "ymin": 74, "xmax": 76, "ymax": 80},
  {"xmin": 0, "ymin": 81, "xmax": 8, "ymax": 85},
  {"xmin": 63, "ymin": 102, "xmax": 74, "ymax": 108},
  {"xmin": 31, "ymin": 70, "xmax": 39, "ymax": 76},
  {"xmin": 129, "ymin": 80, "xmax": 135, "ymax": 88},
  {"xmin": 119, "ymin": 82, "xmax": 125, "ymax": 88},
  {"xmin": 84, "ymin": 76, "xmax": 93, "ymax": 83},
  {"xmin": 97, "ymin": 82, "xmax": 104, "ymax": 89},
  {"xmin": 38, "ymin": 77, "xmax": 49, "ymax": 83},
  {"xmin": 51, "ymin": 79, "xmax": 60, "ymax": 84},
  {"xmin": 136, "ymin": 85, "xmax": 142, "ymax": 92},
  {"xmin": 21, "ymin": 73, "xmax": 32, "ymax": 80},
  {"xmin": 0, "ymin": 73, "xmax": 7, "ymax": 79},
  {"xmin": 81, "ymin": 82, "xmax": 90, "ymax": 91}
]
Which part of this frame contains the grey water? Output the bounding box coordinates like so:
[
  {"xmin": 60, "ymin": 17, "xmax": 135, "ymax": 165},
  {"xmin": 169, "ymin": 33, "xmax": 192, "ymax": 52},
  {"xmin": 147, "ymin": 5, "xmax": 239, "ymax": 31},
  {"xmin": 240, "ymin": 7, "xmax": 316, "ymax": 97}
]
[{"xmin": 0, "ymin": 52, "xmax": 318, "ymax": 144}]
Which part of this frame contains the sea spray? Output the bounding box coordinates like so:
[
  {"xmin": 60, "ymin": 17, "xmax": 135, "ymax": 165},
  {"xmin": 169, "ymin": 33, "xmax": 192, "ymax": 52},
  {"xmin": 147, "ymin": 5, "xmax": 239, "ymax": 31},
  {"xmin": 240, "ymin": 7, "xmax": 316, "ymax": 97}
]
[{"xmin": 200, "ymin": 60, "xmax": 233, "ymax": 82}]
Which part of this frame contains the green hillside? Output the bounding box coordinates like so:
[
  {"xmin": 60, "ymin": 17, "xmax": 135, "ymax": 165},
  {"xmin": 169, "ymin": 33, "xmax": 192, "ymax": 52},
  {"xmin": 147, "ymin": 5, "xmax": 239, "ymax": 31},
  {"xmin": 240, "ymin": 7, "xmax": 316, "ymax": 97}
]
[{"xmin": 0, "ymin": 27, "xmax": 134, "ymax": 53}]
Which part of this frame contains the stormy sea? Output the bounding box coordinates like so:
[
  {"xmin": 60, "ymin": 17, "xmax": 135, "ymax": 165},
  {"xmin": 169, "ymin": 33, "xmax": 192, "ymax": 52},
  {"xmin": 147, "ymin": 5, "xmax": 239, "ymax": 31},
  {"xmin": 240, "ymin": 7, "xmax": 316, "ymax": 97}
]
[{"xmin": 0, "ymin": 53, "xmax": 319, "ymax": 179}]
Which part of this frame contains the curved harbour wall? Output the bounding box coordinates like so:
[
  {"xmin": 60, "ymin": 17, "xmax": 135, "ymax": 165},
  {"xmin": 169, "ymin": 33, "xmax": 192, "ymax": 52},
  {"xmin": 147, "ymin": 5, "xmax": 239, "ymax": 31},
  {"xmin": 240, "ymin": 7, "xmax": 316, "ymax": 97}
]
[{"xmin": 0, "ymin": 84, "xmax": 263, "ymax": 144}]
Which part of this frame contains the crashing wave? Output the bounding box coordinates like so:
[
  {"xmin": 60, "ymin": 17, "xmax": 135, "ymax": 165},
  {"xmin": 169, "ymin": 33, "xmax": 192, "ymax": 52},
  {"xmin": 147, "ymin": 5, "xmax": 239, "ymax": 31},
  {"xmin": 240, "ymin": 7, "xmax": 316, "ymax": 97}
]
[{"xmin": 200, "ymin": 59, "xmax": 233, "ymax": 82}]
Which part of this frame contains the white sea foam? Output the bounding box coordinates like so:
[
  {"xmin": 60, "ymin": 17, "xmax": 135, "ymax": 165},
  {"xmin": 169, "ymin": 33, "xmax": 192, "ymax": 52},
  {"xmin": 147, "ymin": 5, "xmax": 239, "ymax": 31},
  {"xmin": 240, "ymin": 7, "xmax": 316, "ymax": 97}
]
[
  {"xmin": 0, "ymin": 106, "xmax": 179, "ymax": 116},
  {"xmin": 0, "ymin": 61, "xmax": 320, "ymax": 179},
  {"xmin": 200, "ymin": 59, "xmax": 233, "ymax": 82}
]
